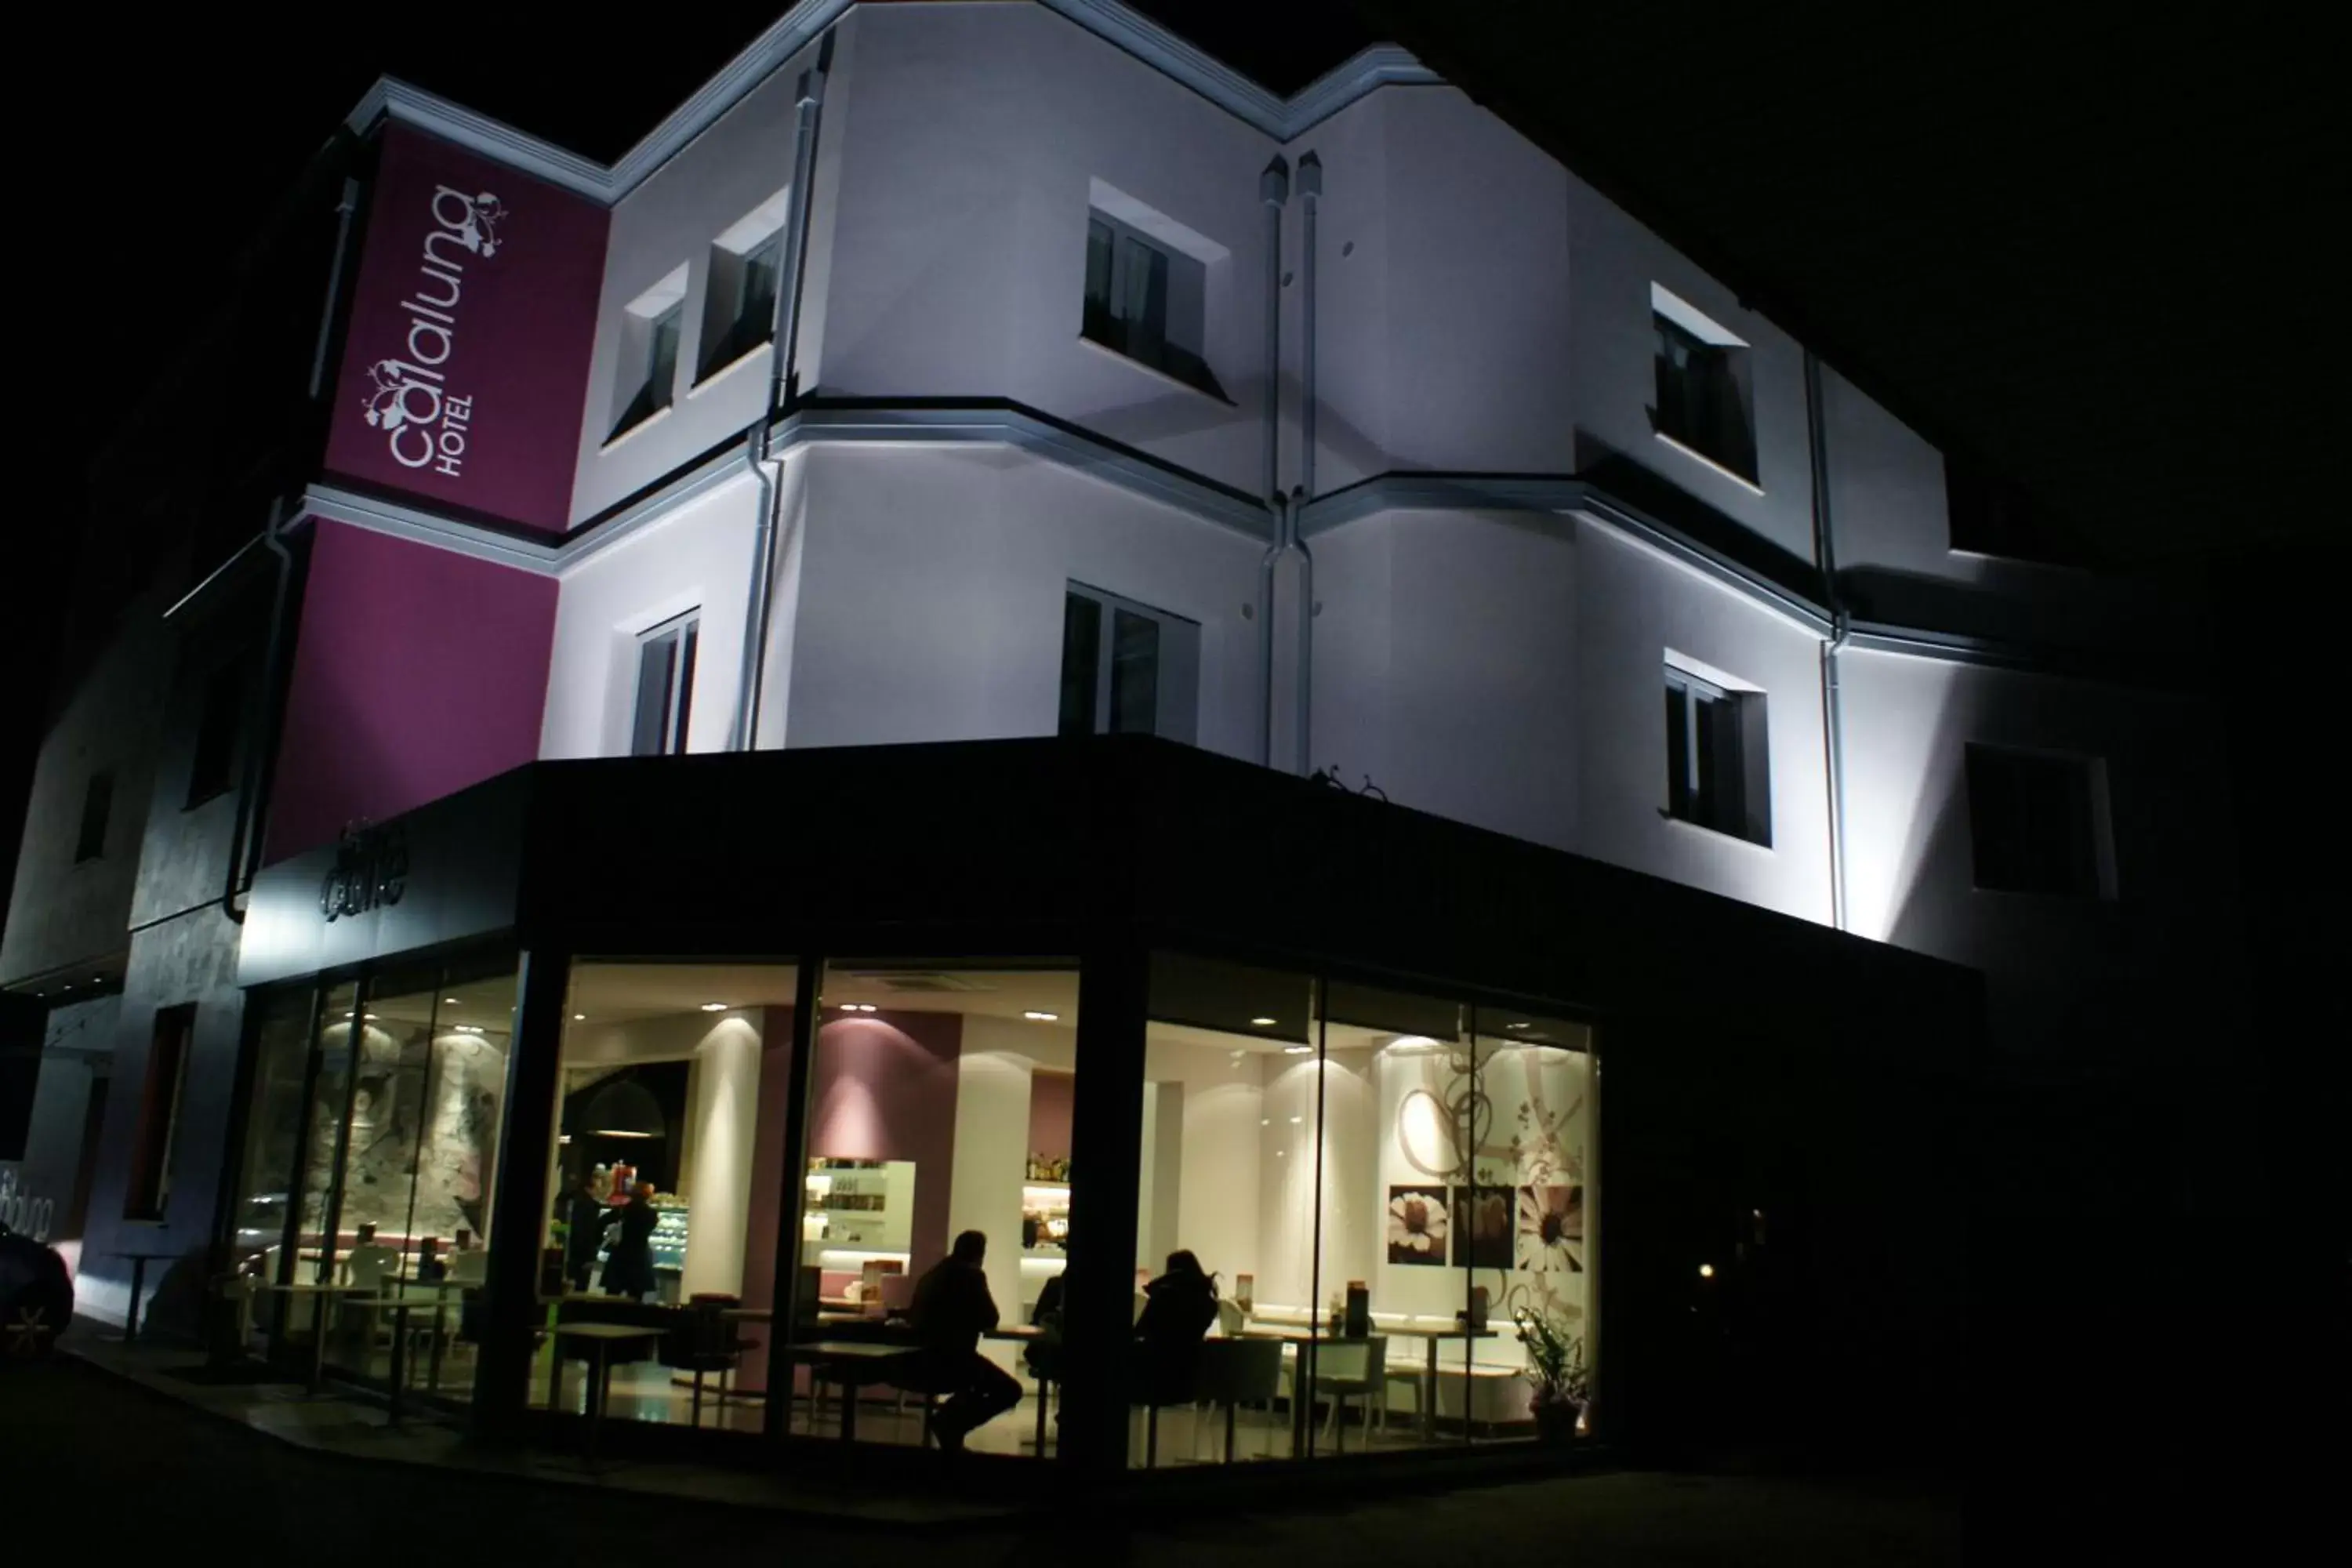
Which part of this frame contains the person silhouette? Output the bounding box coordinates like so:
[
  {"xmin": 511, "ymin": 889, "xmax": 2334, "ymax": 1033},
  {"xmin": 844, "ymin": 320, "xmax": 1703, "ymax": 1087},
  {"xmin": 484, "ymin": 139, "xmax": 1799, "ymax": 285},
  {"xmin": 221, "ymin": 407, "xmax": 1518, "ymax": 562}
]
[{"xmin": 906, "ymin": 1230, "xmax": 1022, "ymax": 1453}]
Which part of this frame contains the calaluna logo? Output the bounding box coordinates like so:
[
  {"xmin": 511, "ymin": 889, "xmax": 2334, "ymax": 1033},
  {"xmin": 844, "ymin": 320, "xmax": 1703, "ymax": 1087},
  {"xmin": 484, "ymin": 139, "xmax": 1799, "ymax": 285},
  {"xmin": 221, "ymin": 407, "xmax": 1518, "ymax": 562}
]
[
  {"xmin": 320, "ymin": 823, "xmax": 409, "ymax": 923},
  {"xmin": 360, "ymin": 185, "xmax": 508, "ymax": 478}
]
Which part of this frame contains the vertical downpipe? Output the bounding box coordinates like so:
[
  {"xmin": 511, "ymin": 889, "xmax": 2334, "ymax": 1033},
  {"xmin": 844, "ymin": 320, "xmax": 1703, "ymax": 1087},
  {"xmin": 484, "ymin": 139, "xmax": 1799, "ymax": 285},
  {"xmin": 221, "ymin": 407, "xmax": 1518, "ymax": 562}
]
[
  {"xmin": 732, "ymin": 42, "xmax": 831, "ymax": 753},
  {"xmin": 1805, "ymin": 350, "xmax": 1852, "ymax": 932},
  {"xmin": 1292, "ymin": 153, "xmax": 1323, "ymax": 779},
  {"xmin": 306, "ymin": 177, "xmax": 361, "ymax": 401},
  {"xmin": 1256, "ymin": 156, "xmax": 1291, "ymax": 769}
]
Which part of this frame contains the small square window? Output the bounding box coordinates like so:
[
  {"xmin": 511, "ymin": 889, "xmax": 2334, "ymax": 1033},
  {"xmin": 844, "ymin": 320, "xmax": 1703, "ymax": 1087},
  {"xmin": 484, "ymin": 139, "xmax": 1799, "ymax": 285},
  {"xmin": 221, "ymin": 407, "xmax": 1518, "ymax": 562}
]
[
  {"xmin": 1058, "ymin": 584, "xmax": 1197, "ymax": 744},
  {"xmin": 1650, "ymin": 283, "xmax": 1759, "ymax": 486},
  {"xmin": 74, "ymin": 771, "xmax": 113, "ymax": 863},
  {"xmin": 699, "ymin": 228, "xmax": 783, "ymax": 380},
  {"xmin": 1082, "ymin": 211, "xmax": 1224, "ymax": 400},
  {"xmin": 609, "ymin": 269, "xmax": 688, "ymax": 442},
  {"xmin": 1965, "ymin": 744, "xmax": 2112, "ymax": 898},
  {"xmin": 1663, "ymin": 662, "xmax": 1770, "ymax": 845},
  {"xmin": 630, "ymin": 612, "xmax": 699, "ymax": 757},
  {"xmin": 185, "ymin": 659, "xmax": 248, "ymax": 808}
]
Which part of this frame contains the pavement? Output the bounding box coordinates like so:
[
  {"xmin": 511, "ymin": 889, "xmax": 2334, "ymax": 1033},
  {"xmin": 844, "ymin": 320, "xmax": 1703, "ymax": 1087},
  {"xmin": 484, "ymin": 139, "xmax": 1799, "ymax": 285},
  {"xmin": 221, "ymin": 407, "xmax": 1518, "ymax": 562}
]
[{"xmin": 0, "ymin": 1348, "xmax": 1961, "ymax": 1566}]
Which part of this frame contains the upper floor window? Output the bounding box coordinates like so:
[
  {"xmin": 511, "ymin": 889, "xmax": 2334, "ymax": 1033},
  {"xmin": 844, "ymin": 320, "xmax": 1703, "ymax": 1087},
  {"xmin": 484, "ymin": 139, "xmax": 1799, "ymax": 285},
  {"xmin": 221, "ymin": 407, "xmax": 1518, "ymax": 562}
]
[
  {"xmin": 611, "ymin": 268, "xmax": 689, "ymax": 442},
  {"xmin": 631, "ymin": 612, "xmax": 699, "ymax": 757},
  {"xmin": 185, "ymin": 659, "xmax": 248, "ymax": 808},
  {"xmin": 1083, "ymin": 208, "xmax": 1225, "ymax": 401},
  {"xmin": 74, "ymin": 771, "xmax": 113, "ymax": 863},
  {"xmin": 1058, "ymin": 584, "xmax": 1200, "ymax": 744},
  {"xmin": 1664, "ymin": 659, "xmax": 1771, "ymax": 846},
  {"xmin": 1945, "ymin": 456, "xmax": 2092, "ymax": 566},
  {"xmin": 1965, "ymin": 744, "xmax": 2114, "ymax": 898},
  {"xmin": 1651, "ymin": 282, "xmax": 1759, "ymax": 487},
  {"xmin": 696, "ymin": 230, "xmax": 782, "ymax": 380}
]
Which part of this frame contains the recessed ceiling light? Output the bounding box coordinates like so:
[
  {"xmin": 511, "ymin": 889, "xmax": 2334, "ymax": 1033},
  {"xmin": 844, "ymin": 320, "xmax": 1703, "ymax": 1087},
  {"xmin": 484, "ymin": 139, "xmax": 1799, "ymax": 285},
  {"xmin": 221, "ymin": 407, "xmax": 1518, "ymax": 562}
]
[
  {"xmin": 1022, "ymin": 1010, "xmax": 1060, "ymax": 1022},
  {"xmin": 363, "ymin": 1014, "xmax": 379, "ymax": 1022},
  {"xmin": 445, "ymin": 998, "xmax": 460, "ymax": 1005},
  {"xmin": 700, "ymin": 1002, "xmax": 730, "ymax": 1012},
  {"xmin": 1283, "ymin": 1044, "xmax": 1312, "ymax": 1055},
  {"xmin": 840, "ymin": 1003, "xmax": 877, "ymax": 1014},
  {"xmin": 1505, "ymin": 1022, "xmax": 1530, "ymax": 1031},
  {"xmin": 1250, "ymin": 1016, "xmax": 1277, "ymax": 1027},
  {"xmin": 573, "ymin": 1013, "xmax": 587, "ymax": 1022}
]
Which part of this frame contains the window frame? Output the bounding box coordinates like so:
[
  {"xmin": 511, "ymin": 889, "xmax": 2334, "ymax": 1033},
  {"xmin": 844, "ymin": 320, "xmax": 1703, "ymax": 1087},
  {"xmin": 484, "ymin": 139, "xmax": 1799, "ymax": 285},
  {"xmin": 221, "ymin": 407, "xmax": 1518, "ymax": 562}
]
[
  {"xmin": 185, "ymin": 657, "xmax": 249, "ymax": 809},
  {"xmin": 612, "ymin": 299, "xmax": 684, "ymax": 440},
  {"xmin": 1662, "ymin": 662, "xmax": 1772, "ymax": 847},
  {"xmin": 629, "ymin": 610, "xmax": 701, "ymax": 758},
  {"xmin": 1081, "ymin": 210, "xmax": 1225, "ymax": 401},
  {"xmin": 1058, "ymin": 583, "xmax": 1200, "ymax": 746},
  {"xmin": 73, "ymin": 771, "xmax": 113, "ymax": 864},
  {"xmin": 699, "ymin": 227, "xmax": 785, "ymax": 382},
  {"xmin": 1650, "ymin": 284, "xmax": 1760, "ymax": 488},
  {"xmin": 1963, "ymin": 742, "xmax": 2116, "ymax": 899}
]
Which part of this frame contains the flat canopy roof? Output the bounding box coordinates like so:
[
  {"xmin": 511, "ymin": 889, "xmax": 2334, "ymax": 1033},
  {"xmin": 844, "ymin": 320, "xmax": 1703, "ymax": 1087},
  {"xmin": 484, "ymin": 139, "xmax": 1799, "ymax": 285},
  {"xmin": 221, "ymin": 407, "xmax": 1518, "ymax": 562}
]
[{"xmin": 242, "ymin": 735, "xmax": 1979, "ymax": 1075}]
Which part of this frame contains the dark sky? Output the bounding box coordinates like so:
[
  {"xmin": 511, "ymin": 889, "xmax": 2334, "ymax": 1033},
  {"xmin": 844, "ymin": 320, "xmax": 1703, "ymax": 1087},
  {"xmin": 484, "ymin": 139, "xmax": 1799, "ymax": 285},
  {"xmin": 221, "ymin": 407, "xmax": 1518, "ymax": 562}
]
[{"xmin": 17, "ymin": 1, "xmax": 2329, "ymax": 939}]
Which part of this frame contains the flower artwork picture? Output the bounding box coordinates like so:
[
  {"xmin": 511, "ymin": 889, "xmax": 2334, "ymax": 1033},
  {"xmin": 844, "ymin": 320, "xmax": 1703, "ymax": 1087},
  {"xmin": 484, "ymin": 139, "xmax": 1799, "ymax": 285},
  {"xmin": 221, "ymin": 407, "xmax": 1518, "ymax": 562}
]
[
  {"xmin": 1386, "ymin": 1184, "xmax": 1449, "ymax": 1265},
  {"xmin": 1451, "ymin": 1185, "xmax": 1514, "ymax": 1269},
  {"xmin": 1517, "ymin": 1183, "xmax": 1584, "ymax": 1274}
]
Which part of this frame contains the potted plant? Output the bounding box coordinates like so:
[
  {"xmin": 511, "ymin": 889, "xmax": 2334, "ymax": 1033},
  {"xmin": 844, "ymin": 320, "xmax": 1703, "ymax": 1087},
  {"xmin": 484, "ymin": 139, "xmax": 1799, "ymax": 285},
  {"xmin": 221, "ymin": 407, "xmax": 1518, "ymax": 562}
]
[{"xmin": 1513, "ymin": 1304, "xmax": 1590, "ymax": 1442}]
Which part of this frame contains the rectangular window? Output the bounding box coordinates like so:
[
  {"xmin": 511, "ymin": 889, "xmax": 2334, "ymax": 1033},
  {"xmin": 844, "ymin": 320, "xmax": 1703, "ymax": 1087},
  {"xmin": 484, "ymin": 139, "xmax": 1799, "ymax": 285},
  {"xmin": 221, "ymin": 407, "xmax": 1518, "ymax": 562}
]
[
  {"xmin": 1664, "ymin": 662, "xmax": 1771, "ymax": 845},
  {"xmin": 610, "ymin": 272, "xmax": 688, "ymax": 441},
  {"xmin": 1058, "ymin": 585, "xmax": 1197, "ymax": 743},
  {"xmin": 1945, "ymin": 456, "xmax": 2090, "ymax": 566},
  {"xmin": 73, "ymin": 771, "xmax": 112, "ymax": 863},
  {"xmin": 123, "ymin": 1004, "xmax": 194, "ymax": 1222},
  {"xmin": 1082, "ymin": 210, "xmax": 1224, "ymax": 400},
  {"xmin": 185, "ymin": 659, "xmax": 247, "ymax": 808},
  {"xmin": 1965, "ymin": 744, "xmax": 2112, "ymax": 898},
  {"xmin": 699, "ymin": 229, "xmax": 784, "ymax": 379},
  {"xmin": 630, "ymin": 612, "xmax": 699, "ymax": 757},
  {"xmin": 1651, "ymin": 283, "xmax": 1759, "ymax": 485}
]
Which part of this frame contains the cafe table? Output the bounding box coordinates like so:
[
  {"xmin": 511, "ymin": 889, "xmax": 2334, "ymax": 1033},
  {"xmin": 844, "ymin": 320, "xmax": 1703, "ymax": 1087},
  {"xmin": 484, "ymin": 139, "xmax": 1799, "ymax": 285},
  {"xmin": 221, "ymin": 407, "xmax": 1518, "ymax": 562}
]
[
  {"xmin": 549, "ymin": 1321, "xmax": 667, "ymax": 1462},
  {"xmin": 782, "ymin": 1340, "xmax": 920, "ymax": 1442},
  {"xmin": 109, "ymin": 1249, "xmax": 178, "ymax": 1345}
]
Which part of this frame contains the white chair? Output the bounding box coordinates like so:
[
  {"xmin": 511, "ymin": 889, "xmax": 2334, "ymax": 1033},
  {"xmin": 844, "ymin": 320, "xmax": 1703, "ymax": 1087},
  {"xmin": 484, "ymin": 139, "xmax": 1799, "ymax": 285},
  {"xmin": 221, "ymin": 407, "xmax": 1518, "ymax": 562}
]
[
  {"xmin": 1132, "ymin": 1290, "xmax": 1151, "ymax": 1325},
  {"xmin": 1214, "ymin": 1298, "xmax": 1247, "ymax": 1338},
  {"xmin": 1311, "ymin": 1336, "xmax": 1390, "ymax": 1454},
  {"xmin": 1192, "ymin": 1336, "xmax": 1283, "ymax": 1462}
]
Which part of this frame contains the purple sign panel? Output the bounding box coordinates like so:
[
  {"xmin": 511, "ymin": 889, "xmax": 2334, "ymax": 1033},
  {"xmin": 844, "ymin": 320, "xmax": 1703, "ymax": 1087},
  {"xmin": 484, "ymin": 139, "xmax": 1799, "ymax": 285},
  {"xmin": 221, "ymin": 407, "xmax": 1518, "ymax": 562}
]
[{"xmin": 325, "ymin": 125, "xmax": 608, "ymax": 534}]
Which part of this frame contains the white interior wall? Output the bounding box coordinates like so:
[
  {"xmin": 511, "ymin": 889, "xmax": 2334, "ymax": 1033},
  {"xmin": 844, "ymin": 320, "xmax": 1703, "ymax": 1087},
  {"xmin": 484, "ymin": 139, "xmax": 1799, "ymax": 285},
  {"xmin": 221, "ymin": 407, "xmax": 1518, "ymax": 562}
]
[{"xmin": 1142, "ymin": 1032, "xmax": 1264, "ymax": 1294}]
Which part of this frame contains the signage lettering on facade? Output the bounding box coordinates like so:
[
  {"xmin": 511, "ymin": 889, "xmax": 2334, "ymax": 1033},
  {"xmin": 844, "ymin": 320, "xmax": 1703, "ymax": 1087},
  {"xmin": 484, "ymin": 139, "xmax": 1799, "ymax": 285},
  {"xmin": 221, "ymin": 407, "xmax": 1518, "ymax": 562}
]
[
  {"xmin": 320, "ymin": 824, "xmax": 409, "ymax": 923},
  {"xmin": 361, "ymin": 187, "xmax": 504, "ymax": 479}
]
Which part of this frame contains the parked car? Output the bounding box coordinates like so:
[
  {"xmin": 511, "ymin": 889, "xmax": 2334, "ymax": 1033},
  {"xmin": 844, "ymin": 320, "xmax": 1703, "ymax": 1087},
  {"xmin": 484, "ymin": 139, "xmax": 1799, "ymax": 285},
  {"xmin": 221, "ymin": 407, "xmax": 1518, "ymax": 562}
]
[{"xmin": 0, "ymin": 1221, "xmax": 72, "ymax": 1361}]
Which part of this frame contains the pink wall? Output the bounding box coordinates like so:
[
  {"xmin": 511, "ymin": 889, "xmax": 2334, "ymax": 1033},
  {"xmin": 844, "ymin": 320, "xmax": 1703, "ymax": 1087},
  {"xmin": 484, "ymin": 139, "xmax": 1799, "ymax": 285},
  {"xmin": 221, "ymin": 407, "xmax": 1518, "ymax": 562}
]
[
  {"xmin": 264, "ymin": 521, "xmax": 557, "ymax": 859},
  {"xmin": 808, "ymin": 1011, "xmax": 964, "ymax": 1274},
  {"xmin": 1029, "ymin": 1069, "xmax": 1075, "ymax": 1161},
  {"xmin": 324, "ymin": 125, "xmax": 608, "ymax": 533}
]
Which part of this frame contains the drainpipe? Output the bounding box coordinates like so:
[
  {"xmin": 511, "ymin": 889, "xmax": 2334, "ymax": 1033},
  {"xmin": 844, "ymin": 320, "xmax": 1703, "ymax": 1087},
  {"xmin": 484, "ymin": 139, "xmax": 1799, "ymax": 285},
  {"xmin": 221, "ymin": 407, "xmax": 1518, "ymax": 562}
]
[
  {"xmin": 1255, "ymin": 155, "xmax": 1290, "ymax": 769},
  {"xmin": 1805, "ymin": 349, "xmax": 1851, "ymax": 932},
  {"xmin": 1291, "ymin": 153, "xmax": 1323, "ymax": 779},
  {"xmin": 220, "ymin": 499, "xmax": 296, "ymax": 924},
  {"xmin": 306, "ymin": 177, "xmax": 362, "ymax": 401},
  {"xmin": 731, "ymin": 37, "xmax": 832, "ymax": 753}
]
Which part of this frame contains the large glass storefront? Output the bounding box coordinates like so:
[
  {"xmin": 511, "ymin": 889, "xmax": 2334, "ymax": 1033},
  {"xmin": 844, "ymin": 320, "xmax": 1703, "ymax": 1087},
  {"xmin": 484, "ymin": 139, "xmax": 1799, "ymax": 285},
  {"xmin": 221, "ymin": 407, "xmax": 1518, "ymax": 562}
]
[
  {"xmin": 220, "ymin": 945, "xmax": 1595, "ymax": 1469},
  {"xmin": 222, "ymin": 956, "xmax": 521, "ymax": 1403}
]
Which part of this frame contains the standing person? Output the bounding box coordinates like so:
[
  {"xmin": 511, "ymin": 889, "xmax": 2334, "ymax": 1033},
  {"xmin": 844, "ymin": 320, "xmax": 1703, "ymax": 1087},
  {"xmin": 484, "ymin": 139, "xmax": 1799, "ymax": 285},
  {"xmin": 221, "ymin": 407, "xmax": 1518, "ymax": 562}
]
[
  {"xmin": 907, "ymin": 1230, "xmax": 1022, "ymax": 1452},
  {"xmin": 1134, "ymin": 1249, "xmax": 1218, "ymax": 1403},
  {"xmin": 597, "ymin": 1181, "xmax": 660, "ymax": 1302},
  {"xmin": 553, "ymin": 1169, "xmax": 603, "ymax": 1294}
]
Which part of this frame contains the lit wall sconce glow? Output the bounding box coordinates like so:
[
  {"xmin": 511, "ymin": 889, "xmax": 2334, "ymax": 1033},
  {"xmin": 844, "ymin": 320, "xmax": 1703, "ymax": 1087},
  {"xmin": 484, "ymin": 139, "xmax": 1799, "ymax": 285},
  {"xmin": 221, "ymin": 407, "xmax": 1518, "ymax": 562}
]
[
  {"xmin": 1288, "ymin": 1116, "xmax": 1303, "ymax": 1124},
  {"xmin": 1251, "ymin": 1016, "xmax": 1279, "ymax": 1027},
  {"xmin": 444, "ymin": 998, "xmax": 459, "ymax": 1005},
  {"xmin": 1283, "ymin": 1044, "xmax": 1312, "ymax": 1055},
  {"xmin": 1022, "ymin": 1010, "xmax": 1060, "ymax": 1022},
  {"xmin": 700, "ymin": 1002, "xmax": 731, "ymax": 1012},
  {"xmin": 1697, "ymin": 1263, "xmax": 1715, "ymax": 1279},
  {"xmin": 363, "ymin": 1013, "xmax": 379, "ymax": 1022},
  {"xmin": 838, "ymin": 1002, "xmax": 877, "ymax": 1014},
  {"xmin": 574, "ymin": 1014, "xmax": 587, "ymax": 1022}
]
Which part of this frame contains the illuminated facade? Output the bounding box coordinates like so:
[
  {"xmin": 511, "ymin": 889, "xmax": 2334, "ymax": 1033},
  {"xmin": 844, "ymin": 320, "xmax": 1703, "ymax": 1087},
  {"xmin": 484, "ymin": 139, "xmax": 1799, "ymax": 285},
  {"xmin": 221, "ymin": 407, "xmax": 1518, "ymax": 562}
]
[{"xmin": 2, "ymin": 0, "xmax": 2227, "ymax": 1480}]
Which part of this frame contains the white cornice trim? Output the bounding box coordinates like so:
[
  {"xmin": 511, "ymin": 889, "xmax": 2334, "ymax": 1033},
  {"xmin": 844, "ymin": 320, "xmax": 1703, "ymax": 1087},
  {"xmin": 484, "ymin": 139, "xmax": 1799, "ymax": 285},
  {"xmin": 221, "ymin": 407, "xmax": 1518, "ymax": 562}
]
[
  {"xmin": 300, "ymin": 485, "xmax": 566, "ymax": 576},
  {"xmin": 342, "ymin": 2, "xmax": 1435, "ymax": 209}
]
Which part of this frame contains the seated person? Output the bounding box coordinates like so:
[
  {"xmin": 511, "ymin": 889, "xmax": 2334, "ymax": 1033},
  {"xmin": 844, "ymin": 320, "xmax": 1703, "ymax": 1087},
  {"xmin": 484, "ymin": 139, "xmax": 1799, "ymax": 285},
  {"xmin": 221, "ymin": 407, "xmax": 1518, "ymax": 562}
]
[
  {"xmin": 1133, "ymin": 1249, "xmax": 1218, "ymax": 1405},
  {"xmin": 341, "ymin": 1223, "xmax": 400, "ymax": 1293},
  {"xmin": 906, "ymin": 1230, "xmax": 1023, "ymax": 1453}
]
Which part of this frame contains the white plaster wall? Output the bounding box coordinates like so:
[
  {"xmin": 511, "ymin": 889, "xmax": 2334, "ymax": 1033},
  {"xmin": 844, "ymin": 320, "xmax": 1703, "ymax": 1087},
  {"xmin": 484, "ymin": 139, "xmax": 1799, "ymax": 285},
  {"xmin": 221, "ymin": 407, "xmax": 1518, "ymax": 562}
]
[
  {"xmin": 1566, "ymin": 173, "xmax": 1816, "ymax": 565},
  {"xmin": 779, "ymin": 445, "xmax": 1263, "ymax": 758},
  {"xmin": 1308, "ymin": 510, "xmax": 1581, "ymax": 852},
  {"xmin": 568, "ymin": 28, "xmax": 851, "ymax": 521},
  {"xmin": 947, "ymin": 1034, "xmax": 1032, "ymax": 1320},
  {"xmin": 1837, "ymin": 647, "xmax": 2237, "ymax": 1066},
  {"xmin": 1573, "ymin": 521, "xmax": 1833, "ymax": 924},
  {"xmin": 813, "ymin": 3, "xmax": 1275, "ymax": 495},
  {"xmin": 539, "ymin": 470, "xmax": 771, "ymax": 760}
]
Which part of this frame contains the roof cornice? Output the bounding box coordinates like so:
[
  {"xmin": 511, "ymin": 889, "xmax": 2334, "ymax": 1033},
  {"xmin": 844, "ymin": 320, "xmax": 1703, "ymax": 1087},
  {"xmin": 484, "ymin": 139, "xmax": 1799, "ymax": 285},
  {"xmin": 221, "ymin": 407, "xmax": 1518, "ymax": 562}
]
[{"xmin": 343, "ymin": 1, "xmax": 1435, "ymax": 208}]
